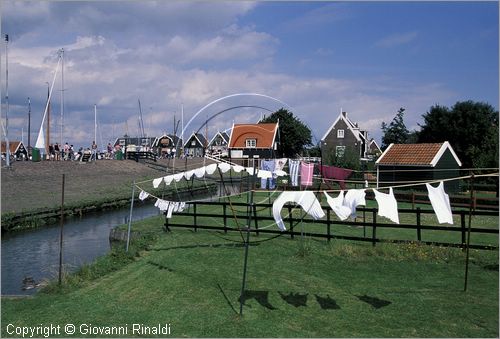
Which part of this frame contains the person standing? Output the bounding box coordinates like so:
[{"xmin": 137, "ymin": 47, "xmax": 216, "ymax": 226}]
[
  {"xmin": 54, "ymin": 143, "xmax": 60, "ymax": 161},
  {"xmin": 91, "ymin": 141, "xmax": 97, "ymax": 161},
  {"xmin": 63, "ymin": 142, "xmax": 70, "ymax": 161}
]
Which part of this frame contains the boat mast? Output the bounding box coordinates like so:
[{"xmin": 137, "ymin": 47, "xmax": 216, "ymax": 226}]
[
  {"xmin": 27, "ymin": 97, "xmax": 31, "ymax": 153},
  {"xmin": 59, "ymin": 48, "xmax": 64, "ymax": 146},
  {"xmin": 5, "ymin": 34, "xmax": 10, "ymax": 166},
  {"xmin": 46, "ymin": 81, "xmax": 50, "ymax": 156},
  {"xmin": 94, "ymin": 104, "xmax": 97, "ymax": 148}
]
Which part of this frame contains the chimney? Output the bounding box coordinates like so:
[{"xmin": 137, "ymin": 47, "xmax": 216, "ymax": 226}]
[{"xmin": 342, "ymin": 111, "xmax": 347, "ymax": 117}]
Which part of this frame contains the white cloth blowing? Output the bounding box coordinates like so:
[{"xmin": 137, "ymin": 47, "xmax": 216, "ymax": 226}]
[
  {"xmin": 343, "ymin": 189, "xmax": 366, "ymax": 220},
  {"xmin": 373, "ymin": 187, "xmax": 399, "ymax": 224},
  {"xmin": 138, "ymin": 190, "xmax": 149, "ymax": 201},
  {"xmin": 272, "ymin": 191, "xmax": 325, "ymax": 231},
  {"xmin": 323, "ymin": 191, "xmax": 351, "ymax": 221},
  {"xmin": 152, "ymin": 177, "xmax": 163, "ymax": 188},
  {"xmin": 426, "ymin": 182, "xmax": 453, "ymax": 224}
]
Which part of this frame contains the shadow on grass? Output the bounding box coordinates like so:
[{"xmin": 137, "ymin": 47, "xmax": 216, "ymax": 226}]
[
  {"xmin": 356, "ymin": 294, "xmax": 392, "ymax": 309},
  {"xmin": 238, "ymin": 290, "xmax": 277, "ymax": 310},
  {"xmin": 217, "ymin": 283, "xmax": 238, "ymax": 315},
  {"xmin": 151, "ymin": 242, "xmax": 261, "ymax": 252},
  {"xmin": 315, "ymin": 294, "xmax": 341, "ymax": 310},
  {"xmin": 279, "ymin": 292, "xmax": 308, "ymax": 307},
  {"xmin": 147, "ymin": 261, "xmax": 174, "ymax": 272}
]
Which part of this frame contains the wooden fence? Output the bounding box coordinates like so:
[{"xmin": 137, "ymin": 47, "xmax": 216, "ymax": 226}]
[{"xmin": 164, "ymin": 200, "xmax": 499, "ymax": 250}]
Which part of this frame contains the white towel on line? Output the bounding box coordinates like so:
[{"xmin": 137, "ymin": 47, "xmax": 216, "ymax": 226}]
[
  {"xmin": 426, "ymin": 182, "xmax": 453, "ymax": 224},
  {"xmin": 194, "ymin": 166, "xmax": 206, "ymax": 178},
  {"xmin": 152, "ymin": 177, "xmax": 163, "ymax": 188},
  {"xmin": 164, "ymin": 175, "xmax": 174, "ymax": 185},
  {"xmin": 173, "ymin": 172, "xmax": 184, "ymax": 182},
  {"xmin": 373, "ymin": 187, "xmax": 400, "ymax": 224},
  {"xmin": 205, "ymin": 164, "xmax": 217, "ymax": 175},
  {"xmin": 257, "ymin": 170, "xmax": 273, "ymax": 179},
  {"xmin": 139, "ymin": 190, "xmax": 149, "ymax": 201}
]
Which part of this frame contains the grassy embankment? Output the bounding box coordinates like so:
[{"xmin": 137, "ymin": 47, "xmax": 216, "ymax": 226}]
[
  {"xmin": 2, "ymin": 192, "xmax": 498, "ymax": 337},
  {"xmin": 0, "ymin": 159, "xmax": 217, "ymax": 231}
]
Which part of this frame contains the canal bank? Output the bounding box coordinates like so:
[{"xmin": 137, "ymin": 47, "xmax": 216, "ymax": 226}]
[{"xmin": 1, "ymin": 158, "xmax": 216, "ymax": 232}]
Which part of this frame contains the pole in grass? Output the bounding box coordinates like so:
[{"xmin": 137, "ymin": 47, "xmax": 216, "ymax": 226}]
[
  {"xmin": 239, "ymin": 158, "xmax": 257, "ymax": 315},
  {"xmin": 58, "ymin": 174, "xmax": 65, "ymax": 285},
  {"xmin": 464, "ymin": 173, "xmax": 474, "ymax": 291},
  {"xmin": 126, "ymin": 181, "xmax": 136, "ymax": 252}
]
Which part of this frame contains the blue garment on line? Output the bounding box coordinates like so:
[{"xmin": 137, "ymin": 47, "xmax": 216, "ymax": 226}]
[{"xmin": 261, "ymin": 160, "xmax": 276, "ymax": 189}]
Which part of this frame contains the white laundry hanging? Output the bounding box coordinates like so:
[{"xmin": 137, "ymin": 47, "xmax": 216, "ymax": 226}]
[
  {"xmin": 164, "ymin": 175, "xmax": 174, "ymax": 185},
  {"xmin": 184, "ymin": 170, "xmax": 195, "ymax": 180},
  {"xmin": 373, "ymin": 187, "xmax": 399, "ymax": 224},
  {"xmin": 275, "ymin": 169, "xmax": 288, "ymax": 177},
  {"xmin": 218, "ymin": 162, "xmax": 231, "ymax": 173},
  {"xmin": 232, "ymin": 165, "xmax": 245, "ymax": 173},
  {"xmin": 173, "ymin": 172, "xmax": 185, "ymax": 182},
  {"xmin": 138, "ymin": 190, "xmax": 149, "ymax": 201},
  {"xmin": 426, "ymin": 182, "xmax": 453, "ymax": 224},
  {"xmin": 194, "ymin": 166, "xmax": 206, "ymax": 178},
  {"xmin": 152, "ymin": 177, "xmax": 163, "ymax": 188},
  {"xmin": 155, "ymin": 198, "xmax": 170, "ymax": 211},
  {"xmin": 323, "ymin": 191, "xmax": 351, "ymax": 221},
  {"xmin": 245, "ymin": 167, "xmax": 257, "ymax": 175},
  {"xmin": 343, "ymin": 189, "xmax": 366, "ymax": 220},
  {"xmin": 272, "ymin": 191, "xmax": 325, "ymax": 231},
  {"xmin": 205, "ymin": 163, "xmax": 218, "ymax": 175},
  {"xmin": 257, "ymin": 170, "xmax": 273, "ymax": 179}
]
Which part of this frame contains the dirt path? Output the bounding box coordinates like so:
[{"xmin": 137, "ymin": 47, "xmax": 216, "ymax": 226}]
[{"xmin": 1, "ymin": 158, "xmax": 211, "ymax": 214}]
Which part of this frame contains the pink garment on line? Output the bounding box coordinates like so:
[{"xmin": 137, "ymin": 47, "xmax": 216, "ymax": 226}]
[{"xmin": 300, "ymin": 162, "xmax": 314, "ymax": 186}]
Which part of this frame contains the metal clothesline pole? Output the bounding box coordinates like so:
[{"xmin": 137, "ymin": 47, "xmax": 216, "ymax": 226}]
[{"xmin": 126, "ymin": 181, "xmax": 136, "ymax": 252}]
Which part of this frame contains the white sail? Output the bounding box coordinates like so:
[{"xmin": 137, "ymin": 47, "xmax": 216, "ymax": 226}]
[{"xmin": 35, "ymin": 56, "xmax": 61, "ymax": 151}]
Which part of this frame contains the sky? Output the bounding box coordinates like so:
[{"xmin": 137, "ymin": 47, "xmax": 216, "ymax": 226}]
[{"xmin": 1, "ymin": 1, "xmax": 498, "ymax": 151}]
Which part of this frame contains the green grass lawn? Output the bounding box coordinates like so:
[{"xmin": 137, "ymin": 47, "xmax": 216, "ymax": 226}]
[{"xmin": 2, "ymin": 211, "xmax": 498, "ymax": 337}]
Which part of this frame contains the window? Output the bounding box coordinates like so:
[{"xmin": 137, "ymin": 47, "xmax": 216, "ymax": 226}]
[
  {"xmin": 336, "ymin": 146, "xmax": 345, "ymax": 158},
  {"xmin": 119, "ymin": 139, "xmax": 126, "ymax": 146},
  {"xmin": 245, "ymin": 139, "xmax": 257, "ymax": 148},
  {"xmin": 191, "ymin": 140, "xmax": 197, "ymax": 146},
  {"xmin": 337, "ymin": 129, "xmax": 345, "ymax": 138},
  {"xmin": 141, "ymin": 138, "xmax": 149, "ymax": 146}
]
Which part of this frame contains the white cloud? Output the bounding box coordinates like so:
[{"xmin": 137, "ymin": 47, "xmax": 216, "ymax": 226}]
[{"xmin": 375, "ymin": 31, "xmax": 419, "ymax": 48}]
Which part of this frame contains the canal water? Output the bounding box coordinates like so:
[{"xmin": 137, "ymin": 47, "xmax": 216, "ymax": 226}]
[
  {"xmin": 1, "ymin": 202, "xmax": 162, "ymax": 296},
  {"xmin": 1, "ymin": 180, "xmax": 242, "ymax": 296}
]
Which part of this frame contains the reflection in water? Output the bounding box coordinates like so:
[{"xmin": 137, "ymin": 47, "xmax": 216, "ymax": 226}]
[{"xmin": 1, "ymin": 203, "xmax": 160, "ymax": 295}]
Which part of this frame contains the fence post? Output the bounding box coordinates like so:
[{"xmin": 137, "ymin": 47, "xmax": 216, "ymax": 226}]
[
  {"xmin": 372, "ymin": 209, "xmax": 377, "ymax": 247},
  {"xmin": 327, "ymin": 208, "xmax": 331, "ymax": 242},
  {"xmin": 412, "ymin": 191, "xmax": 416, "ymax": 210},
  {"xmin": 288, "ymin": 205, "xmax": 294, "ymax": 239},
  {"xmin": 223, "ymin": 203, "xmax": 228, "ymax": 234},
  {"xmin": 193, "ymin": 202, "xmax": 197, "ymax": 232},
  {"xmin": 164, "ymin": 213, "xmax": 170, "ymax": 232},
  {"xmin": 253, "ymin": 203, "xmax": 259, "ymax": 236},
  {"xmin": 416, "ymin": 207, "xmax": 421, "ymax": 242}
]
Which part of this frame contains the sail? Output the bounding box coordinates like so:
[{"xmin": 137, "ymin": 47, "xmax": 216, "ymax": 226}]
[{"xmin": 35, "ymin": 56, "xmax": 61, "ymax": 151}]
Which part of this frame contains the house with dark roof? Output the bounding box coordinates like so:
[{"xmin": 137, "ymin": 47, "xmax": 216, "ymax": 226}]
[
  {"xmin": 208, "ymin": 131, "xmax": 230, "ymax": 156},
  {"xmin": 152, "ymin": 134, "xmax": 182, "ymax": 158},
  {"xmin": 228, "ymin": 122, "xmax": 279, "ymax": 165},
  {"xmin": 375, "ymin": 142, "xmax": 462, "ymax": 192},
  {"xmin": 1, "ymin": 141, "xmax": 28, "ymax": 160},
  {"xmin": 320, "ymin": 111, "xmax": 379, "ymax": 163},
  {"xmin": 113, "ymin": 136, "xmax": 156, "ymax": 152},
  {"xmin": 183, "ymin": 132, "xmax": 207, "ymax": 157}
]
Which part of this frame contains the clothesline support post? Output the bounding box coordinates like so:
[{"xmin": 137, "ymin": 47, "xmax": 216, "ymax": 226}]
[
  {"xmin": 464, "ymin": 173, "xmax": 475, "ymax": 292},
  {"xmin": 125, "ymin": 181, "xmax": 135, "ymax": 252},
  {"xmin": 239, "ymin": 160, "xmax": 257, "ymax": 316},
  {"xmin": 58, "ymin": 173, "xmax": 65, "ymax": 286}
]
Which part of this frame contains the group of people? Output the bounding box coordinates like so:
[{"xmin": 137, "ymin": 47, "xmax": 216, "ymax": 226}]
[{"xmin": 45, "ymin": 141, "xmax": 122, "ymax": 161}]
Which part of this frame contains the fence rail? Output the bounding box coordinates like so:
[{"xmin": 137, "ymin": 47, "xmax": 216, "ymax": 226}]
[{"xmin": 164, "ymin": 200, "xmax": 499, "ymax": 250}]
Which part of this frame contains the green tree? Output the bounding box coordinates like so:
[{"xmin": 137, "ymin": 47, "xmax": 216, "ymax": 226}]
[
  {"xmin": 381, "ymin": 107, "xmax": 410, "ymax": 150},
  {"xmin": 260, "ymin": 108, "xmax": 312, "ymax": 157},
  {"xmin": 418, "ymin": 100, "xmax": 499, "ymax": 168}
]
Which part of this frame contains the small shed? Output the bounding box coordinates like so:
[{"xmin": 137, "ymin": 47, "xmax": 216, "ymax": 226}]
[{"xmin": 375, "ymin": 142, "xmax": 462, "ymax": 192}]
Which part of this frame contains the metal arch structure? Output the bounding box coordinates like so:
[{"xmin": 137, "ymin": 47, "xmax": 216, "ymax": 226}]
[{"xmin": 179, "ymin": 93, "xmax": 293, "ymax": 142}]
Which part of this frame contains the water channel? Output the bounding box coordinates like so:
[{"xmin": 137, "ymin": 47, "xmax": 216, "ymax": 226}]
[
  {"xmin": 1, "ymin": 202, "xmax": 163, "ymax": 296},
  {"xmin": 1, "ymin": 180, "xmax": 243, "ymax": 296}
]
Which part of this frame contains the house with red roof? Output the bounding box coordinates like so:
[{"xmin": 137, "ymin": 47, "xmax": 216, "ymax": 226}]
[
  {"xmin": 228, "ymin": 122, "xmax": 279, "ymax": 165},
  {"xmin": 375, "ymin": 141, "xmax": 462, "ymax": 192}
]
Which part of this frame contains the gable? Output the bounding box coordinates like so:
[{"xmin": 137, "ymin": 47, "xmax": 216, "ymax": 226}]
[
  {"xmin": 229, "ymin": 123, "xmax": 278, "ymax": 149},
  {"xmin": 321, "ymin": 112, "xmax": 361, "ymax": 142}
]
